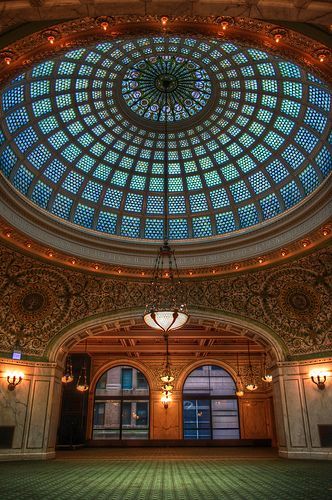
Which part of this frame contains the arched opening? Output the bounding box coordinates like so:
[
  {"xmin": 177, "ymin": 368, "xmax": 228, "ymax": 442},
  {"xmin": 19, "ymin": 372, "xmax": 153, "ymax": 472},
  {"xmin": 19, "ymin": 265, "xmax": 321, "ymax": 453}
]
[
  {"xmin": 93, "ymin": 365, "xmax": 150, "ymax": 441},
  {"xmin": 183, "ymin": 365, "xmax": 239, "ymax": 440}
]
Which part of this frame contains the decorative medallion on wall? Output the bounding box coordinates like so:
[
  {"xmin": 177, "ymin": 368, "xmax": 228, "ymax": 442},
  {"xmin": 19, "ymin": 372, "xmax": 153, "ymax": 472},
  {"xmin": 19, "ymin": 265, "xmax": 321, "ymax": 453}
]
[{"xmin": 12, "ymin": 286, "xmax": 54, "ymax": 322}]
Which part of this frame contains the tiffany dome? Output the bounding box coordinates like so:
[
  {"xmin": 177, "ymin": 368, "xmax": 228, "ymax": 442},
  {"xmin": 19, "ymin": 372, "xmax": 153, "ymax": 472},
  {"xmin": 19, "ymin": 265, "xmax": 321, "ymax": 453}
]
[{"xmin": 0, "ymin": 35, "xmax": 331, "ymax": 242}]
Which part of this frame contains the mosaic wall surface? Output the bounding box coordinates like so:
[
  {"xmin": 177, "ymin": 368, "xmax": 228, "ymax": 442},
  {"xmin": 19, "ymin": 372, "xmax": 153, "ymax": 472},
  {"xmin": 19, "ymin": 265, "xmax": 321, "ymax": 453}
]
[{"xmin": 0, "ymin": 244, "xmax": 330, "ymax": 359}]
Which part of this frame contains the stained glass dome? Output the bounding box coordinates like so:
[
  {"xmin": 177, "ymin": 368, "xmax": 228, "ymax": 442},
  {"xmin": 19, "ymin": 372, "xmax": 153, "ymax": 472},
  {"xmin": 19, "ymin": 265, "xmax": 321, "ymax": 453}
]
[{"xmin": 0, "ymin": 35, "xmax": 331, "ymax": 240}]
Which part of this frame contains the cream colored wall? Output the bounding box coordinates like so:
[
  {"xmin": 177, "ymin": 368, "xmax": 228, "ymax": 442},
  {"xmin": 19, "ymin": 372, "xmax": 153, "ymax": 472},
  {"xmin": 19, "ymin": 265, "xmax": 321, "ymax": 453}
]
[
  {"xmin": 0, "ymin": 358, "xmax": 62, "ymax": 461},
  {"xmin": 1, "ymin": 357, "xmax": 331, "ymax": 460},
  {"xmin": 273, "ymin": 358, "xmax": 332, "ymax": 459}
]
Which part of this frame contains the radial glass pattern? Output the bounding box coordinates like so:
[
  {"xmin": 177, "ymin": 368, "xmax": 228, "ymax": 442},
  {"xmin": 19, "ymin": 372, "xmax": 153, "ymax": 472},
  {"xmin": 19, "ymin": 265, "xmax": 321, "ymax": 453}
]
[
  {"xmin": 0, "ymin": 36, "xmax": 331, "ymax": 240},
  {"xmin": 122, "ymin": 55, "xmax": 211, "ymax": 122}
]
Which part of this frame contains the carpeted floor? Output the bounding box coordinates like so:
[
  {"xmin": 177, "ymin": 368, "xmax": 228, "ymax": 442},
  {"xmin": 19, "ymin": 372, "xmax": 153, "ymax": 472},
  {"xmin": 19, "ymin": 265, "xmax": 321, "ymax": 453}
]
[{"xmin": 0, "ymin": 448, "xmax": 331, "ymax": 500}]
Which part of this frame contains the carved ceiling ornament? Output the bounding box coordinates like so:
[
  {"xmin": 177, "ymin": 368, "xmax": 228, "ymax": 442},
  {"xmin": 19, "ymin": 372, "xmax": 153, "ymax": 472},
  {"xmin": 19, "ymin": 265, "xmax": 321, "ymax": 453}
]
[
  {"xmin": 0, "ymin": 16, "xmax": 331, "ymax": 87},
  {"xmin": 0, "ymin": 244, "xmax": 330, "ymax": 359}
]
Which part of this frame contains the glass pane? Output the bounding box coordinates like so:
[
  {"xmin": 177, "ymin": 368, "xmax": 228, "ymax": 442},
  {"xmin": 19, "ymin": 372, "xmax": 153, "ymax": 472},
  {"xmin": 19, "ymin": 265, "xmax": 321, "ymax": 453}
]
[
  {"xmin": 95, "ymin": 366, "xmax": 149, "ymax": 397},
  {"xmin": 92, "ymin": 399, "xmax": 121, "ymax": 439},
  {"xmin": 122, "ymin": 368, "xmax": 133, "ymax": 389},
  {"xmin": 183, "ymin": 366, "xmax": 239, "ymax": 440},
  {"xmin": 183, "ymin": 399, "xmax": 212, "ymax": 439}
]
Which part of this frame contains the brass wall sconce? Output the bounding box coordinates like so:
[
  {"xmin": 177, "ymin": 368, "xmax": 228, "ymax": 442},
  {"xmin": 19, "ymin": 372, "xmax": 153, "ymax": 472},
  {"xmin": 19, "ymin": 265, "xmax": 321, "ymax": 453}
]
[
  {"xmin": 5, "ymin": 371, "xmax": 24, "ymax": 391},
  {"xmin": 310, "ymin": 370, "xmax": 328, "ymax": 390}
]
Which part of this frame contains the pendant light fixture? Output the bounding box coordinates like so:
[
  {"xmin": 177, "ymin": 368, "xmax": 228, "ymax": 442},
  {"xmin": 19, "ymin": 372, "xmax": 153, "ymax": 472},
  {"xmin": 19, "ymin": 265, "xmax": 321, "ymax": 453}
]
[
  {"xmin": 235, "ymin": 352, "xmax": 244, "ymax": 397},
  {"xmin": 245, "ymin": 340, "xmax": 258, "ymax": 391},
  {"xmin": 143, "ymin": 75, "xmax": 189, "ymax": 333},
  {"xmin": 160, "ymin": 333, "xmax": 174, "ymax": 408},
  {"xmin": 261, "ymin": 352, "xmax": 273, "ymax": 383},
  {"xmin": 61, "ymin": 354, "xmax": 74, "ymax": 384},
  {"xmin": 76, "ymin": 340, "xmax": 89, "ymax": 392}
]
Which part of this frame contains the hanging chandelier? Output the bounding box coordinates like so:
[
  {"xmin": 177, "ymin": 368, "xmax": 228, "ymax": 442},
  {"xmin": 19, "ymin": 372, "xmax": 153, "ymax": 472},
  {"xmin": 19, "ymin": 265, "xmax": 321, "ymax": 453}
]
[
  {"xmin": 61, "ymin": 355, "xmax": 74, "ymax": 384},
  {"xmin": 76, "ymin": 340, "xmax": 90, "ymax": 392},
  {"xmin": 261, "ymin": 352, "xmax": 273, "ymax": 383},
  {"xmin": 235, "ymin": 352, "xmax": 244, "ymax": 397},
  {"xmin": 160, "ymin": 333, "xmax": 174, "ymax": 408},
  {"xmin": 143, "ymin": 75, "xmax": 189, "ymax": 333},
  {"xmin": 245, "ymin": 340, "xmax": 258, "ymax": 391}
]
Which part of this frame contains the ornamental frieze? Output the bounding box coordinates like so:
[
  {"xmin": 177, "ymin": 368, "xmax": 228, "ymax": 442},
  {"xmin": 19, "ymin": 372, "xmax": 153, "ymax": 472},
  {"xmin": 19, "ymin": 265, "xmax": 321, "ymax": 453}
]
[{"xmin": 0, "ymin": 244, "xmax": 330, "ymax": 358}]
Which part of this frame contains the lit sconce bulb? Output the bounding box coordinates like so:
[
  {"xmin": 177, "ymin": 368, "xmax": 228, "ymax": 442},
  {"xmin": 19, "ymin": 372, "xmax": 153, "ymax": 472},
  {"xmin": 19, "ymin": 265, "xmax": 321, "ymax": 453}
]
[
  {"xmin": 164, "ymin": 272, "xmax": 169, "ymax": 278},
  {"xmin": 161, "ymin": 16, "xmax": 168, "ymax": 26},
  {"xmin": 236, "ymin": 389, "xmax": 244, "ymax": 397},
  {"xmin": 47, "ymin": 36, "xmax": 55, "ymax": 44},
  {"xmin": 318, "ymin": 53, "xmax": 326, "ymax": 63},
  {"xmin": 274, "ymin": 34, "xmax": 282, "ymax": 43},
  {"xmin": 71, "ymin": 258, "xmax": 76, "ymax": 265},
  {"xmin": 189, "ymin": 271, "xmax": 193, "ymax": 276},
  {"xmin": 212, "ymin": 269, "xmax": 216, "ymax": 274},
  {"xmin": 281, "ymin": 249, "xmax": 287, "ymax": 257},
  {"xmin": 94, "ymin": 264, "xmax": 99, "ymax": 270},
  {"xmin": 262, "ymin": 374, "xmax": 273, "ymax": 383},
  {"xmin": 101, "ymin": 21, "xmax": 109, "ymax": 31},
  {"xmin": 5, "ymin": 231, "xmax": 11, "ymax": 238},
  {"xmin": 246, "ymin": 383, "xmax": 258, "ymax": 391},
  {"xmin": 5, "ymin": 371, "xmax": 24, "ymax": 391},
  {"xmin": 258, "ymin": 257, "xmax": 264, "ymax": 264},
  {"xmin": 322, "ymin": 228, "xmax": 329, "ymax": 236},
  {"xmin": 234, "ymin": 264, "xmax": 240, "ymax": 270},
  {"xmin": 310, "ymin": 369, "xmax": 328, "ymax": 390},
  {"xmin": 47, "ymin": 250, "xmax": 54, "ymax": 257},
  {"xmin": 4, "ymin": 57, "xmax": 12, "ymax": 65},
  {"xmin": 141, "ymin": 271, "xmax": 145, "ymax": 276},
  {"xmin": 301, "ymin": 240, "xmax": 310, "ymax": 248},
  {"xmin": 161, "ymin": 390, "xmax": 172, "ymax": 408},
  {"xmin": 117, "ymin": 268, "xmax": 122, "ymax": 274},
  {"xmin": 26, "ymin": 241, "xmax": 32, "ymax": 248},
  {"xmin": 221, "ymin": 21, "xmax": 229, "ymax": 30}
]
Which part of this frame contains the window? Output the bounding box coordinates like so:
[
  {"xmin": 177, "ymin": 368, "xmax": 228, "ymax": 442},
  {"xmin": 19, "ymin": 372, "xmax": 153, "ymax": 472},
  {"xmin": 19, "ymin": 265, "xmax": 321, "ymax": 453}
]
[
  {"xmin": 93, "ymin": 366, "xmax": 149, "ymax": 440},
  {"xmin": 183, "ymin": 365, "xmax": 240, "ymax": 440}
]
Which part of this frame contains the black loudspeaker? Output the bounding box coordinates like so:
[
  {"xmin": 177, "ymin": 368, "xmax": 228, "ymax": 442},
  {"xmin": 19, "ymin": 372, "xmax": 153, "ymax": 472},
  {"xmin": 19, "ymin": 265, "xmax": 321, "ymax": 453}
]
[
  {"xmin": 0, "ymin": 426, "xmax": 15, "ymax": 448},
  {"xmin": 318, "ymin": 425, "xmax": 332, "ymax": 447}
]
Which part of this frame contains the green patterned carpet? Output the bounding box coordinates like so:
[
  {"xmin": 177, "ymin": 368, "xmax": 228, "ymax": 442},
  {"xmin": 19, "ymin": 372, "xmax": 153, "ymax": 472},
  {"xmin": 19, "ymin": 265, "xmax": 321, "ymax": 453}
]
[{"xmin": 1, "ymin": 449, "xmax": 331, "ymax": 500}]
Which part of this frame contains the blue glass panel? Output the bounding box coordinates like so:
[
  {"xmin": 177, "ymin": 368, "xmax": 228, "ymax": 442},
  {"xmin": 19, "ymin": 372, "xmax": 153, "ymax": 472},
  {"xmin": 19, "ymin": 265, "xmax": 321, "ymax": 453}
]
[
  {"xmin": 51, "ymin": 193, "xmax": 73, "ymax": 219},
  {"xmin": 31, "ymin": 180, "xmax": 52, "ymax": 208},
  {"xmin": 144, "ymin": 219, "xmax": 164, "ymax": 239},
  {"xmin": 299, "ymin": 165, "xmax": 320, "ymax": 195},
  {"xmin": 0, "ymin": 146, "xmax": 17, "ymax": 177},
  {"xmin": 249, "ymin": 171, "xmax": 270, "ymax": 193},
  {"xmin": 169, "ymin": 196, "xmax": 186, "ymax": 214},
  {"xmin": 82, "ymin": 181, "xmax": 103, "ymax": 202},
  {"xmin": 12, "ymin": 165, "xmax": 34, "ymax": 194},
  {"xmin": 294, "ymin": 128, "xmax": 318, "ymax": 153},
  {"xmin": 281, "ymin": 145, "xmax": 305, "ymax": 170},
  {"xmin": 192, "ymin": 216, "xmax": 212, "ymax": 238},
  {"xmin": 103, "ymin": 189, "xmax": 123, "ymax": 209},
  {"xmin": 169, "ymin": 219, "xmax": 188, "ymax": 239},
  {"xmin": 96, "ymin": 211, "xmax": 117, "ymax": 233},
  {"xmin": 230, "ymin": 181, "xmax": 251, "ymax": 202},
  {"xmin": 238, "ymin": 204, "xmax": 259, "ymax": 228},
  {"xmin": 215, "ymin": 212, "xmax": 236, "ymax": 233},
  {"xmin": 315, "ymin": 147, "xmax": 332, "ymax": 177},
  {"xmin": 120, "ymin": 216, "xmax": 140, "ymax": 237},
  {"xmin": 280, "ymin": 181, "xmax": 302, "ymax": 209},
  {"xmin": 73, "ymin": 203, "xmax": 94, "ymax": 228},
  {"xmin": 2, "ymin": 85, "xmax": 25, "ymax": 111},
  {"xmin": 44, "ymin": 159, "xmax": 66, "ymax": 183},
  {"xmin": 260, "ymin": 194, "xmax": 281, "ymax": 220},
  {"xmin": 124, "ymin": 193, "xmax": 143, "ymax": 212}
]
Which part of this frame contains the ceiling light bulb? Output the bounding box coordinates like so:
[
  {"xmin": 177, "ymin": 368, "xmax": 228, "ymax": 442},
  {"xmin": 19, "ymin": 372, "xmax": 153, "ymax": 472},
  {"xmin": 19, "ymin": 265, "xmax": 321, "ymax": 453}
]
[{"xmin": 246, "ymin": 383, "xmax": 258, "ymax": 391}]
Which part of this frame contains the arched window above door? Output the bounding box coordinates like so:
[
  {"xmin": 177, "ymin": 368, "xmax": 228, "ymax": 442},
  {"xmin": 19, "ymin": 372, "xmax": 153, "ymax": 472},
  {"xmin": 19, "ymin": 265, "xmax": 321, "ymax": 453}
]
[
  {"xmin": 183, "ymin": 365, "xmax": 239, "ymax": 440},
  {"xmin": 93, "ymin": 365, "xmax": 149, "ymax": 440}
]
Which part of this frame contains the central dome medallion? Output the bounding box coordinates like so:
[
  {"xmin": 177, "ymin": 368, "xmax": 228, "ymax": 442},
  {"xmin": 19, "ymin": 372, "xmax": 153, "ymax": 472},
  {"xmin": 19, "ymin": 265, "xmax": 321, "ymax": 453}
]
[{"xmin": 122, "ymin": 55, "xmax": 212, "ymax": 122}]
